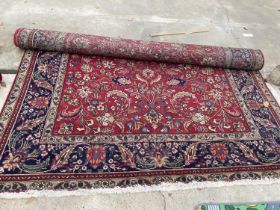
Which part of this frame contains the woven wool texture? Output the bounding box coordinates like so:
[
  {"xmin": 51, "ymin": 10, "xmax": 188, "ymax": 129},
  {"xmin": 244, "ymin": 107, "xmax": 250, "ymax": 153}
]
[{"xmin": 0, "ymin": 28, "xmax": 279, "ymax": 192}]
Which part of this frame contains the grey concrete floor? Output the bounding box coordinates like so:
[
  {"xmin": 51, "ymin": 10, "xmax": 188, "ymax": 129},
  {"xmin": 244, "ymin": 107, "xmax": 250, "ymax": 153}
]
[{"xmin": 0, "ymin": 0, "xmax": 280, "ymax": 209}]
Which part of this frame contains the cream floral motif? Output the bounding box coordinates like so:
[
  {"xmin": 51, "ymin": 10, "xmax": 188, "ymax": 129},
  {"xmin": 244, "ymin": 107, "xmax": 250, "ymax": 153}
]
[
  {"xmin": 73, "ymin": 37, "xmax": 90, "ymax": 49},
  {"xmin": 192, "ymin": 113, "xmax": 210, "ymax": 124},
  {"xmin": 77, "ymin": 86, "xmax": 92, "ymax": 98},
  {"xmin": 97, "ymin": 113, "xmax": 115, "ymax": 126}
]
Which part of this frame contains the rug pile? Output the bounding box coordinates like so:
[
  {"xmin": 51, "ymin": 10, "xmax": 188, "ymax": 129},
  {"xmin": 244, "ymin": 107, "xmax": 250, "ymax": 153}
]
[{"xmin": 0, "ymin": 28, "xmax": 279, "ymax": 192}]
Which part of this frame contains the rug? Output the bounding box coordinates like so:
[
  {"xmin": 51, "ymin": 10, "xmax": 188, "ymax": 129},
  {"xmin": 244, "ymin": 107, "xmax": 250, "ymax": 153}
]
[
  {"xmin": 199, "ymin": 203, "xmax": 280, "ymax": 210},
  {"xmin": 0, "ymin": 28, "xmax": 279, "ymax": 192}
]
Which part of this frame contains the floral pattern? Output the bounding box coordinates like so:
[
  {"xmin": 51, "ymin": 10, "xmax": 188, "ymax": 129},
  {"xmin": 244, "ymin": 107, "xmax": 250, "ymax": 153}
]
[
  {"xmin": 29, "ymin": 96, "xmax": 49, "ymax": 109},
  {"xmin": 52, "ymin": 55, "xmax": 252, "ymax": 137},
  {"xmin": 210, "ymin": 143, "xmax": 228, "ymax": 161},
  {"xmin": 0, "ymin": 50, "xmax": 278, "ymax": 192},
  {"xmin": 86, "ymin": 145, "xmax": 106, "ymax": 168},
  {"xmin": 14, "ymin": 28, "xmax": 264, "ymax": 70},
  {"xmin": 0, "ymin": 29, "xmax": 277, "ymax": 191}
]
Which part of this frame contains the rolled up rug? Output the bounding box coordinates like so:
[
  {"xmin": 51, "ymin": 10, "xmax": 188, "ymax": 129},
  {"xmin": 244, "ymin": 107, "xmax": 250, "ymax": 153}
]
[
  {"xmin": 0, "ymin": 28, "xmax": 279, "ymax": 193},
  {"xmin": 14, "ymin": 28, "xmax": 264, "ymax": 70}
]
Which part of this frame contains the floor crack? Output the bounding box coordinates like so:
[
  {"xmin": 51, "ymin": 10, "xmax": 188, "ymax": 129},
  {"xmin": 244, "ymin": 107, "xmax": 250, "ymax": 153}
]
[
  {"xmin": 159, "ymin": 191, "xmax": 167, "ymax": 210},
  {"xmin": 216, "ymin": 0, "xmax": 241, "ymax": 47}
]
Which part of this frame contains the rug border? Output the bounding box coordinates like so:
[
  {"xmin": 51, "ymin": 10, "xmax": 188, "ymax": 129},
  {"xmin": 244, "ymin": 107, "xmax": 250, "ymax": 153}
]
[{"xmin": 0, "ymin": 50, "xmax": 38, "ymax": 156}]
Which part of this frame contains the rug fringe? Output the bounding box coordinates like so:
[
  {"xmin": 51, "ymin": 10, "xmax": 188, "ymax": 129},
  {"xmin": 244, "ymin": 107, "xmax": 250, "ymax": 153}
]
[{"xmin": 1, "ymin": 178, "xmax": 280, "ymax": 199}]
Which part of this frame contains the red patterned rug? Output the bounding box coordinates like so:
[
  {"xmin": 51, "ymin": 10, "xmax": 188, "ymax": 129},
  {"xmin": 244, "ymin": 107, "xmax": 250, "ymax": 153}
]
[{"xmin": 0, "ymin": 28, "xmax": 279, "ymax": 192}]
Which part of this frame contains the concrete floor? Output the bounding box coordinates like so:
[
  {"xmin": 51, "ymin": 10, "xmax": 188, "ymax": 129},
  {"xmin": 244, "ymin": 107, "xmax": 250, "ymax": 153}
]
[{"xmin": 0, "ymin": 0, "xmax": 280, "ymax": 209}]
